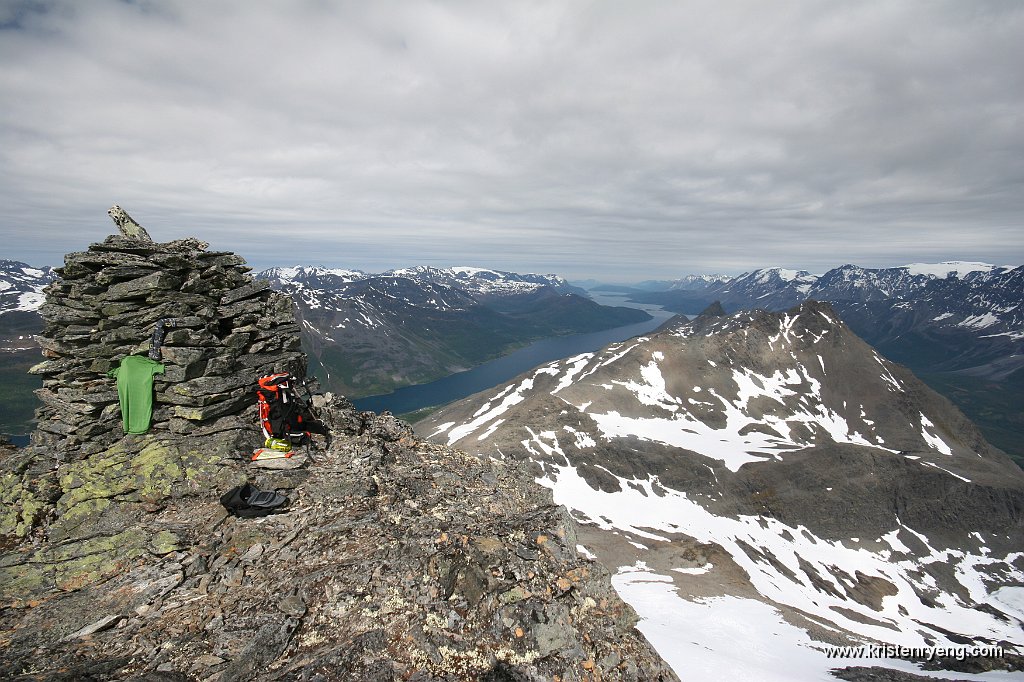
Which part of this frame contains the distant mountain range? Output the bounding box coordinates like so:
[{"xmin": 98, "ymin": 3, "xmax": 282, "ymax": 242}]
[
  {"xmin": 417, "ymin": 300, "xmax": 1024, "ymax": 679},
  {"xmin": 594, "ymin": 273, "xmax": 733, "ymax": 292},
  {"xmin": 627, "ymin": 263, "xmax": 1021, "ymax": 371},
  {"xmin": 630, "ymin": 261, "xmax": 1016, "ymax": 327},
  {"xmin": 255, "ymin": 265, "xmax": 648, "ymax": 399}
]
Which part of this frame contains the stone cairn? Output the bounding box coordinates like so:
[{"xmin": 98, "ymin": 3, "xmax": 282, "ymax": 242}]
[{"xmin": 29, "ymin": 206, "xmax": 305, "ymax": 460}]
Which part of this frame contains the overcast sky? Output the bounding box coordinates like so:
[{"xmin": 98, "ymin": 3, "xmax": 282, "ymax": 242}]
[{"xmin": 1, "ymin": 1, "xmax": 1021, "ymax": 281}]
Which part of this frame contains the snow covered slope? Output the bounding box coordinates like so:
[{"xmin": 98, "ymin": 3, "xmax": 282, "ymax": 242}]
[
  {"xmin": 0, "ymin": 259, "xmax": 55, "ymax": 317},
  {"xmin": 633, "ymin": 263, "xmax": 1024, "ymax": 460},
  {"xmin": 418, "ymin": 301, "xmax": 1024, "ymax": 680}
]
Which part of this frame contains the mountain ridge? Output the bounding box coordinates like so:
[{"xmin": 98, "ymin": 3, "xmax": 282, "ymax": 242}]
[{"xmin": 417, "ymin": 299, "xmax": 1024, "ymax": 678}]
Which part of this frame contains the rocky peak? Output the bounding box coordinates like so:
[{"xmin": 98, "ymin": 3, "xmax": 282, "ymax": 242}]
[
  {"xmin": 0, "ymin": 210, "xmax": 675, "ymax": 680},
  {"xmin": 695, "ymin": 300, "xmax": 726, "ymax": 318}
]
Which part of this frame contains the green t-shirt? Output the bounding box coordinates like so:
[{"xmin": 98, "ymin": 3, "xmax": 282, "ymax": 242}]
[{"xmin": 107, "ymin": 355, "xmax": 165, "ymax": 434}]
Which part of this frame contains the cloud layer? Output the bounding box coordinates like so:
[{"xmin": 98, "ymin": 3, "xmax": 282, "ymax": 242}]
[{"xmin": 1, "ymin": 1, "xmax": 1022, "ymax": 280}]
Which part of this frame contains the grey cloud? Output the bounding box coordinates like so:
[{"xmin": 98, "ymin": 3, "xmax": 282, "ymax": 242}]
[{"xmin": 0, "ymin": 0, "xmax": 1021, "ymax": 281}]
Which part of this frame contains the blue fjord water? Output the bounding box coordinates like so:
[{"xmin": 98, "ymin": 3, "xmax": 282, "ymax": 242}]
[{"xmin": 352, "ymin": 292, "xmax": 676, "ymax": 416}]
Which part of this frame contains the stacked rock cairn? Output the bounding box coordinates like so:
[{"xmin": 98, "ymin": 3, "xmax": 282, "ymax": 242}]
[{"xmin": 28, "ymin": 206, "xmax": 306, "ymax": 461}]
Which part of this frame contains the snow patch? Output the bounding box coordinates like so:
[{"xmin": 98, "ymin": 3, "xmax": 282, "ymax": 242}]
[
  {"xmin": 901, "ymin": 262, "xmax": 997, "ymax": 278},
  {"xmin": 576, "ymin": 544, "xmax": 596, "ymax": 560},
  {"xmin": 447, "ymin": 375, "xmax": 537, "ymax": 444},
  {"xmin": 535, "ymin": 459, "xmax": 1024, "ymax": 654},
  {"xmin": 959, "ymin": 313, "xmax": 1000, "ymax": 329},
  {"xmin": 612, "ymin": 571, "xmax": 851, "ymax": 682},
  {"xmin": 919, "ymin": 413, "xmax": 953, "ymax": 456}
]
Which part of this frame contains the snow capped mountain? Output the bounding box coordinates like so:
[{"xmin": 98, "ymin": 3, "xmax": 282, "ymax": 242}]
[
  {"xmin": 418, "ymin": 301, "xmax": 1024, "ymax": 679},
  {"xmin": 622, "ymin": 274, "xmax": 732, "ymax": 292},
  {"xmin": 0, "ymin": 259, "xmax": 56, "ymax": 316},
  {"xmin": 806, "ymin": 264, "xmax": 934, "ymax": 302},
  {"xmin": 806, "ymin": 261, "xmax": 1017, "ymax": 306},
  {"xmin": 715, "ymin": 267, "xmax": 819, "ymax": 309},
  {"xmin": 818, "ymin": 265, "xmax": 1024, "ymax": 381},
  {"xmin": 646, "ymin": 262, "xmax": 1017, "ymax": 310},
  {"xmin": 635, "ymin": 262, "xmax": 1024, "ymax": 377},
  {"xmin": 666, "ymin": 273, "xmax": 732, "ymax": 290},
  {"xmin": 262, "ymin": 264, "xmax": 582, "ymax": 302},
  {"xmin": 0, "ymin": 260, "xmax": 56, "ymax": 431},
  {"xmin": 259, "ymin": 265, "xmax": 366, "ymax": 286},
  {"xmin": 0, "ymin": 260, "xmax": 56, "ymax": 358},
  {"xmin": 381, "ymin": 265, "xmax": 582, "ymax": 298}
]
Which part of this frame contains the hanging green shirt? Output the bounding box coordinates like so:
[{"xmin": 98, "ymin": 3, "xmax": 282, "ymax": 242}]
[{"xmin": 107, "ymin": 355, "xmax": 165, "ymax": 434}]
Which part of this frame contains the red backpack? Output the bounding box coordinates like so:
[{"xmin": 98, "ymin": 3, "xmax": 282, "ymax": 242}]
[{"xmin": 256, "ymin": 373, "xmax": 326, "ymax": 444}]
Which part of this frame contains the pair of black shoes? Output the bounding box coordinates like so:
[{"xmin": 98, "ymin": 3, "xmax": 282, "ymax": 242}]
[{"xmin": 220, "ymin": 482, "xmax": 288, "ymax": 517}]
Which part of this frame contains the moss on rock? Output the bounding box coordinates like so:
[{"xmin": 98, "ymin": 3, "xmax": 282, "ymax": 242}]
[{"xmin": 0, "ymin": 473, "xmax": 45, "ymax": 538}]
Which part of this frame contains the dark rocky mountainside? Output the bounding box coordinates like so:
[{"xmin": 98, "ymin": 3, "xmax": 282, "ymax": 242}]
[
  {"xmin": 418, "ymin": 300, "xmax": 1024, "ymax": 675},
  {"xmin": 0, "ymin": 212, "xmax": 675, "ymax": 681},
  {"xmin": 257, "ymin": 265, "xmax": 649, "ymax": 400}
]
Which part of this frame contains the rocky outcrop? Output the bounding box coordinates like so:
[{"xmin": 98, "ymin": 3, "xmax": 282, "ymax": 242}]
[
  {"xmin": 0, "ymin": 403, "xmax": 676, "ymax": 680},
  {"xmin": 0, "ymin": 212, "xmax": 676, "ymax": 680}
]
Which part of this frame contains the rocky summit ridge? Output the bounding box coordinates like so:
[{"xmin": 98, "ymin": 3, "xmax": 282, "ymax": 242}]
[{"xmin": 0, "ymin": 210, "xmax": 675, "ymax": 681}]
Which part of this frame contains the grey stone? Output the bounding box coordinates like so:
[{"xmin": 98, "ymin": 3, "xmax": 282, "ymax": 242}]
[
  {"xmin": 108, "ymin": 204, "xmax": 154, "ymax": 241},
  {"xmin": 65, "ymin": 614, "xmax": 122, "ymax": 639},
  {"xmin": 220, "ymin": 280, "xmax": 270, "ymax": 305},
  {"xmin": 103, "ymin": 272, "xmax": 185, "ymax": 301}
]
